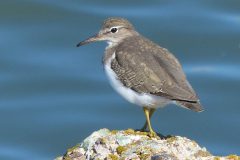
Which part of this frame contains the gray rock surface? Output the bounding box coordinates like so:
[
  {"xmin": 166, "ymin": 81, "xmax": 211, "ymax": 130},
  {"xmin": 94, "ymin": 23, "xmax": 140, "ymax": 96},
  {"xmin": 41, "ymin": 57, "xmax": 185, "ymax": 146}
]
[{"xmin": 56, "ymin": 128, "xmax": 239, "ymax": 160}]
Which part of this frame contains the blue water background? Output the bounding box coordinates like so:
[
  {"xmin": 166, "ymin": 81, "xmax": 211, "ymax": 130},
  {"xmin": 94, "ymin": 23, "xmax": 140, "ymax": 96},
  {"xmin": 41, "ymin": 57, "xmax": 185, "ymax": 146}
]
[{"xmin": 0, "ymin": 0, "xmax": 240, "ymax": 159}]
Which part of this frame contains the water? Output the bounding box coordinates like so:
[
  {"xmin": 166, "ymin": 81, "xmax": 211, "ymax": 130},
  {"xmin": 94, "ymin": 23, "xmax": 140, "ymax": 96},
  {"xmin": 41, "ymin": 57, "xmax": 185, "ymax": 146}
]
[{"xmin": 0, "ymin": 0, "xmax": 240, "ymax": 159}]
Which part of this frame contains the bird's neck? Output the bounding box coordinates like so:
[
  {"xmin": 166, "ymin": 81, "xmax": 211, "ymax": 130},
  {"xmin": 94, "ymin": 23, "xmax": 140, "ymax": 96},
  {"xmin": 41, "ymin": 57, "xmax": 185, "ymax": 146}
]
[
  {"xmin": 106, "ymin": 30, "xmax": 140, "ymax": 49},
  {"xmin": 106, "ymin": 41, "xmax": 118, "ymax": 49},
  {"xmin": 102, "ymin": 44, "xmax": 117, "ymax": 65}
]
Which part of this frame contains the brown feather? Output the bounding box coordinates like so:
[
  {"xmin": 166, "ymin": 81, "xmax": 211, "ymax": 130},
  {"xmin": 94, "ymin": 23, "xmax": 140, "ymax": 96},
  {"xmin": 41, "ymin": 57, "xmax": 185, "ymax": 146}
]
[{"xmin": 107, "ymin": 35, "xmax": 199, "ymax": 103}]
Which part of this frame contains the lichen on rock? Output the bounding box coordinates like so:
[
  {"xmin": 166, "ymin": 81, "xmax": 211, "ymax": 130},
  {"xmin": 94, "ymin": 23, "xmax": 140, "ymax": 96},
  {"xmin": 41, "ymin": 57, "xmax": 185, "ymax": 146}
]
[{"xmin": 56, "ymin": 128, "xmax": 239, "ymax": 160}]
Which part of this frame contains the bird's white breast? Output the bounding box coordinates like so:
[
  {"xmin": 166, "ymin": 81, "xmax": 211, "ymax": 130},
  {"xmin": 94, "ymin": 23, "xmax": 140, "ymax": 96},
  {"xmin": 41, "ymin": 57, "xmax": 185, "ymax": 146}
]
[{"xmin": 104, "ymin": 52, "xmax": 170, "ymax": 108}]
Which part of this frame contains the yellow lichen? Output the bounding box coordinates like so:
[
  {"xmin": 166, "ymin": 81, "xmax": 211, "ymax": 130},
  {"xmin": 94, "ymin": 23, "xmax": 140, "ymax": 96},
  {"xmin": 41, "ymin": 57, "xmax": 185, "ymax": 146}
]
[
  {"xmin": 124, "ymin": 128, "xmax": 135, "ymax": 135},
  {"xmin": 135, "ymin": 131, "xmax": 149, "ymax": 136},
  {"xmin": 139, "ymin": 153, "xmax": 150, "ymax": 160},
  {"xmin": 191, "ymin": 140, "xmax": 198, "ymax": 147},
  {"xmin": 108, "ymin": 154, "xmax": 119, "ymax": 160},
  {"xmin": 194, "ymin": 150, "xmax": 211, "ymax": 157},
  {"xmin": 214, "ymin": 157, "xmax": 220, "ymax": 160},
  {"xmin": 99, "ymin": 137, "xmax": 107, "ymax": 144},
  {"xmin": 227, "ymin": 154, "xmax": 240, "ymax": 160},
  {"xmin": 111, "ymin": 130, "xmax": 118, "ymax": 134},
  {"xmin": 123, "ymin": 129, "xmax": 151, "ymax": 137},
  {"xmin": 135, "ymin": 146, "xmax": 152, "ymax": 160},
  {"xmin": 166, "ymin": 136, "xmax": 177, "ymax": 143},
  {"xmin": 116, "ymin": 146, "xmax": 127, "ymax": 155},
  {"xmin": 67, "ymin": 144, "xmax": 80, "ymax": 153}
]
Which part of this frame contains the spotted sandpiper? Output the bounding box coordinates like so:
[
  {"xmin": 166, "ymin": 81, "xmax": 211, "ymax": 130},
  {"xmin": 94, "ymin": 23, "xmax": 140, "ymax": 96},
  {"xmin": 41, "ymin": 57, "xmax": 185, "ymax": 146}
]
[{"xmin": 77, "ymin": 17, "xmax": 203, "ymax": 137}]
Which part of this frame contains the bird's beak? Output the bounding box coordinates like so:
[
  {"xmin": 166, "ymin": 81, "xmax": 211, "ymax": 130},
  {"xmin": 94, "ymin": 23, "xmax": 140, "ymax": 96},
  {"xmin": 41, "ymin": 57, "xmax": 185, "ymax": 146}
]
[{"xmin": 76, "ymin": 34, "xmax": 101, "ymax": 47}]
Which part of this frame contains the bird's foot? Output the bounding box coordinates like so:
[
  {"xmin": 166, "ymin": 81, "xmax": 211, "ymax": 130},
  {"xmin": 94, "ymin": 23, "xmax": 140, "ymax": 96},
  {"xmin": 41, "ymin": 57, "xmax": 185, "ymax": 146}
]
[{"xmin": 147, "ymin": 130, "xmax": 159, "ymax": 139}]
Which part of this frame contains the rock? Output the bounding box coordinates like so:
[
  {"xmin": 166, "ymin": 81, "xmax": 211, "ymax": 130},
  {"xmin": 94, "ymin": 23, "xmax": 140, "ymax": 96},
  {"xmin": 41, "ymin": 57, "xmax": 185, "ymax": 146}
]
[{"xmin": 56, "ymin": 128, "xmax": 239, "ymax": 160}]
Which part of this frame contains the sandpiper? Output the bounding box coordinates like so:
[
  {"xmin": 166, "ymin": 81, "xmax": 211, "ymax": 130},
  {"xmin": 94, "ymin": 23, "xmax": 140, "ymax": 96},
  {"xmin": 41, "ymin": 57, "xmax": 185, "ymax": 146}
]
[{"xmin": 77, "ymin": 17, "xmax": 203, "ymax": 137}]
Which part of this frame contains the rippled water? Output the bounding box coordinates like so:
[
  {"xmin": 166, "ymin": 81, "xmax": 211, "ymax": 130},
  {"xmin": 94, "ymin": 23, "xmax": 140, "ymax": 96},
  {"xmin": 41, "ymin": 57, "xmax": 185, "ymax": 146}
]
[{"xmin": 0, "ymin": 0, "xmax": 240, "ymax": 159}]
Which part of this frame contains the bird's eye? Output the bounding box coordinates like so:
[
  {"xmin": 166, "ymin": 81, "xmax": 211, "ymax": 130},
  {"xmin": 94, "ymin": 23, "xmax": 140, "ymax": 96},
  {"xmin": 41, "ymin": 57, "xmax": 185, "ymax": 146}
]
[{"xmin": 110, "ymin": 27, "xmax": 118, "ymax": 33}]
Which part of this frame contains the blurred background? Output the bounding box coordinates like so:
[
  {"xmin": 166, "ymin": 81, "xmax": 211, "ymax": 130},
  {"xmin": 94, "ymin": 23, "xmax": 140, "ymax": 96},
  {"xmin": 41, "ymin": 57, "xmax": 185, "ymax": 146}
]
[{"xmin": 1, "ymin": 0, "xmax": 240, "ymax": 159}]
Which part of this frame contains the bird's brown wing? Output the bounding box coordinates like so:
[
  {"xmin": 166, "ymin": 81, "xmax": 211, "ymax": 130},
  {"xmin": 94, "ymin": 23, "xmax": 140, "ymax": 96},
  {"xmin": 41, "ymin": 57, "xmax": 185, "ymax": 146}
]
[{"xmin": 111, "ymin": 36, "xmax": 199, "ymax": 102}]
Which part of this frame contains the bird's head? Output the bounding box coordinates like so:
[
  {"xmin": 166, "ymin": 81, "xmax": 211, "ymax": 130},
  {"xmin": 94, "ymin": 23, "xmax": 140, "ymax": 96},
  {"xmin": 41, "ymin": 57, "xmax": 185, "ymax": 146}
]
[{"xmin": 77, "ymin": 17, "xmax": 138, "ymax": 47}]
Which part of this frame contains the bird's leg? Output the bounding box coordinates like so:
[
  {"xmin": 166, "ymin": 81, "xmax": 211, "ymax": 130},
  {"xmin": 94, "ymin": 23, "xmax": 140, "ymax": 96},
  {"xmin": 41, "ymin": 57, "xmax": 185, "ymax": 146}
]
[
  {"xmin": 142, "ymin": 107, "xmax": 157, "ymax": 137},
  {"xmin": 141, "ymin": 108, "xmax": 156, "ymax": 131}
]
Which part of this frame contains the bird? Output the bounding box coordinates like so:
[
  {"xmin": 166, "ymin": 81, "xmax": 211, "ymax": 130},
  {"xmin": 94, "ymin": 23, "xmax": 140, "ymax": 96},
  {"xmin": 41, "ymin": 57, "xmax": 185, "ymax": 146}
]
[{"xmin": 76, "ymin": 17, "xmax": 203, "ymax": 137}]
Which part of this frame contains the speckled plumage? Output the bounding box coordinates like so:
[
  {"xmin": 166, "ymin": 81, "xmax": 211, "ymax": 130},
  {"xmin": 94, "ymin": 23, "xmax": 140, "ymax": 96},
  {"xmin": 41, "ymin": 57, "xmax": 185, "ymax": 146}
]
[
  {"xmin": 101, "ymin": 18, "xmax": 203, "ymax": 111},
  {"xmin": 77, "ymin": 17, "xmax": 203, "ymax": 134}
]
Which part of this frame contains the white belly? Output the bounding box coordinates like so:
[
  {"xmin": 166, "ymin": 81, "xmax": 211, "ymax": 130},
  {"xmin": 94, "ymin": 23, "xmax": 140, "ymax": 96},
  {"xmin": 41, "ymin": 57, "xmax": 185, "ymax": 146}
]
[{"xmin": 104, "ymin": 52, "xmax": 170, "ymax": 108}]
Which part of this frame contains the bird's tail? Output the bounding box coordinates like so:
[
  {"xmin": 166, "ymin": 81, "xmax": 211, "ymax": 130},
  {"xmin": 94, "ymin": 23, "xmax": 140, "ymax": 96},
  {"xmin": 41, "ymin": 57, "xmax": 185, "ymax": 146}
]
[{"xmin": 176, "ymin": 101, "xmax": 204, "ymax": 112}]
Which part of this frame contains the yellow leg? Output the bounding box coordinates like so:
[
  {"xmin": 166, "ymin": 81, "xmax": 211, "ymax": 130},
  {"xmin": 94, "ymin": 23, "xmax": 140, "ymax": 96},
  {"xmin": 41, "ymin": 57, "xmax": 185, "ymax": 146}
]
[
  {"xmin": 143, "ymin": 107, "xmax": 156, "ymax": 137},
  {"xmin": 141, "ymin": 108, "xmax": 156, "ymax": 131}
]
